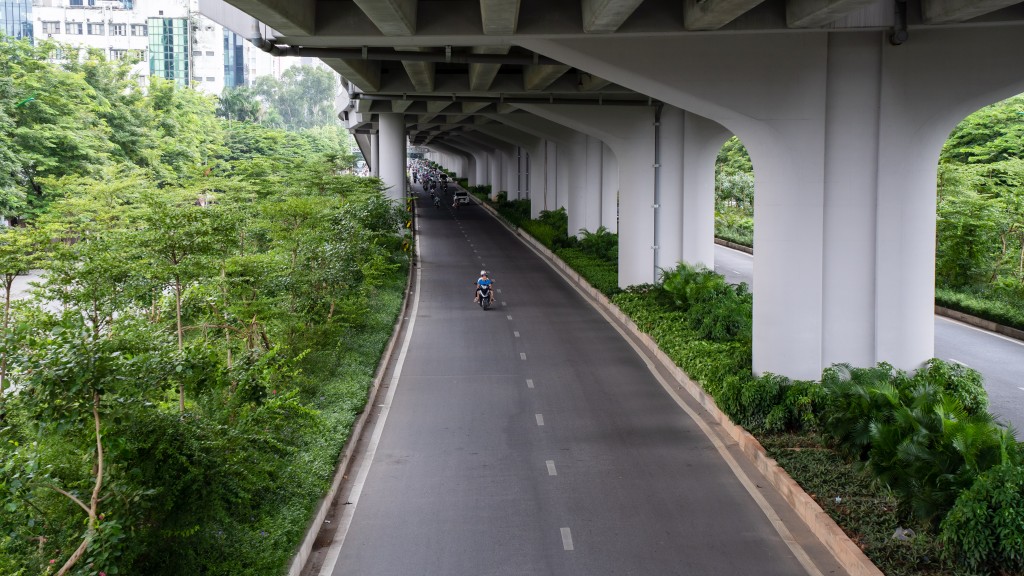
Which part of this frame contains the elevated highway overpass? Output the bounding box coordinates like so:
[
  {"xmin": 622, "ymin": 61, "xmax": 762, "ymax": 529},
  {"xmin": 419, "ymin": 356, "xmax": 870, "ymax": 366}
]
[{"xmin": 201, "ymin": 0, "xmax": 1024, "ymax": 382}]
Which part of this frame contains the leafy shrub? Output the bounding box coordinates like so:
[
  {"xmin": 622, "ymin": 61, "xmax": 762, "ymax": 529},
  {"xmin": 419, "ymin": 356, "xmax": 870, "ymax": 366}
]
[
  {"xmin": 774, "ymin": 380, "xmax": 827, "ymax": 432},
  {"xmin": 556, "ymin": 247, "xmax": 619, "ymax": 296},
  {"xmin": 468, "ymin": 184, "xmax": 491, "ymax": 197},
  {"xmin": 576, "ymin": 226, "xmax": 618, "ymax": 263},
  {"xmin": 660, "ymin": 263, "xmax": 752, "ymax": 343},
  {"xmin": 718, "ymin": 374, "xmax": 782, "ymax": 432},
  {"xmin": 913, "ymin": 358, "xmax": 988, "ymax": 416},
  {"xmin": 715, "ymin": 209, "xmax": 753, "ymax": 247},
  {"xmin": 940, "ymin": 463, "xmax": 1024, "ymax": 574},
  {"xmin": 822, "ymin": 363, "xmax": 1019, "ymax": 525}
]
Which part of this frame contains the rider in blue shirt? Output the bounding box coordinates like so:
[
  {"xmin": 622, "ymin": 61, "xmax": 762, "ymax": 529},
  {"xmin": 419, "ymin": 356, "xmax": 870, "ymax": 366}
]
[{"xmin": 474, "ymin": 270, "xmax": 493, "ymax": 302}]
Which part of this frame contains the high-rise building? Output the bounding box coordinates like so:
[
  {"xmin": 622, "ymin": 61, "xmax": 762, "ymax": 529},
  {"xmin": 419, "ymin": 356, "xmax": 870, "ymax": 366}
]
[
  {"xmin": 29, "ymin": 0, "xmax": 259, "ymax": 94},
  {"xmin": 223, "ymin": 28, "xmax": 244, "ymax": 88},
  {"xmin": 147, "ymin": 16, "xmax": 189, "ymax": 86},
  {"xmin": 1, "ymin": 0, "xmax": 33, "ymax": 40}
]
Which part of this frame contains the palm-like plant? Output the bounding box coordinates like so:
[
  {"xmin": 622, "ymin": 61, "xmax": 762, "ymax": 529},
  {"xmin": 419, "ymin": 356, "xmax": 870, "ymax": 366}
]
[{"xmin": 825, "ymin": 365, "xmax": 1019, "ymax": 526}]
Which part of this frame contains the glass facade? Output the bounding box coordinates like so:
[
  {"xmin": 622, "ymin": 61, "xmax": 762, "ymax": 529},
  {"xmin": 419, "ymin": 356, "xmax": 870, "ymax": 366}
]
[
  {"xmin": 0, "ymin": 0, "xmax": 32, "ymax": 41},
  {"xmin": 148, "ymin": 17, "xmax": 190, "ymax": 87},
  {"xmin": 223, "ymin": 30, "xmax": 245, "ymax": 88}
]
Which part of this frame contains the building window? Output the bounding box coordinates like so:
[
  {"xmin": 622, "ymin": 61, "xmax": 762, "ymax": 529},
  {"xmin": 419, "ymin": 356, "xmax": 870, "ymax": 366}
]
[
  {"xmin": 65, "ymin": 22, "xmax": 83, "ymax": 35},
  {"xmin": 0, "ymin": 0, "xmax": 34, "ymax": 41},
  {"xmin": 42, "ymin": 21, "xmax": 60, "ymax": 34},
  {"xmin": 206, "ymin": 77, "xmax": 215, "ymax": 82},
  {"xmin": 205, "ymin": 50, "xmax": 214, "ymax": 56},
  {"xmin": 110, "ymin": 48, "xmax": 127, "ymax": 60},
  {"xmin": 192, "ymin": 50, "xmax": 201, "ymax": 57},
  {"xmin": 148, "ymin": 17, "xmax": 190, "ymax": 87},
  {"xmin": 130, "ymin": 23, "xmax": 146, "ymax": 36},
  {"xmin": 110, "ymin": 23, "xmax": 126, "ymax": 36},
  {"xmin": 88, "ymin": 22, "xmax": 103, "ymax": 35}
]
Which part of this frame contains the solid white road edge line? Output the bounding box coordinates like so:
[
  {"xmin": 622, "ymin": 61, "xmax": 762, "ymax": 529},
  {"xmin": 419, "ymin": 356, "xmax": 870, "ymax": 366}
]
[{"xmin": 317, "ymin": 240, "xmax": 423, "ymax": 576}]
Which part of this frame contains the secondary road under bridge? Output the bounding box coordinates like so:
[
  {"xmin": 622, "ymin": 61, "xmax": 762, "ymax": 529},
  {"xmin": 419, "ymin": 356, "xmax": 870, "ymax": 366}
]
[{"xmin": 308, "ymin": 185, "xmax": 848, "ymax": 576}]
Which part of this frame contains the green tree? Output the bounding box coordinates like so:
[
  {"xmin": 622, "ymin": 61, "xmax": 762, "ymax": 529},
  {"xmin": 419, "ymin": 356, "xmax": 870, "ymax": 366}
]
[
  {"xmin": 145, "ymin": 78, "xmax": 226, "ymax": 183},
  {"xmin": 0, "ymin": 225, "xmax": 39, "ymax": 394},
  {"xmin": 941, "ymin": 94, "xmax": 1024, "ymax": 164},
  {"xmin": 252, "ymin": 66, "xmax": 338, "ymax": 130},
  {"xmin": 135, "ymin": 188, "xmax": 229, "ymax": 411},
  {"xmin": 217, "ymin": 85, "xmax": 263, "ymax": 123},
  {"xmin": 1, "ymin": 38, "xmax": 119, "ymax": 219},
  {"xmin": 936, "ymin": 188, "xmax": 1005, "ymax": 288}
]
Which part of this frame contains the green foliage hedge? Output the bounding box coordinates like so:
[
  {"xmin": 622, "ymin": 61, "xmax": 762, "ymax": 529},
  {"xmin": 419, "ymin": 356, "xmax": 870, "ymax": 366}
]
[
  {"xmin": 936, "ymin": 286, "xmax": 1024, "ymax": 331},
  {"xmin": 555, "ymin": 247, "xmax": 619, "ymax": 296}
]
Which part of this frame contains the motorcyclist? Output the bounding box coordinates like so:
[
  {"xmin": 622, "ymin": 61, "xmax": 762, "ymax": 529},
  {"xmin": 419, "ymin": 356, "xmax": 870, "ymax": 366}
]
[{"xmin": 474, "ymin": 270, "xmax": 493, "ymax": 303}]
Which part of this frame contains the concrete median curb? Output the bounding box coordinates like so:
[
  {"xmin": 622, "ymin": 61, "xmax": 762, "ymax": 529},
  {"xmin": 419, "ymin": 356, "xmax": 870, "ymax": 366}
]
[{"xmin": 479, "ymin": 199, "xmax": 882, "ymax": 576}]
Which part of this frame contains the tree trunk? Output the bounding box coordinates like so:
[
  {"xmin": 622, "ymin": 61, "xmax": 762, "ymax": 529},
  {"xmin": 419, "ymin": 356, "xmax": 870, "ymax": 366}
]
[
  {"xmin": 55, "ymin": 392, "xmax": 103, "ymax": 576},
  {"xmin": 1, "ymin": 280, "xmax": 11, "ymax": 396},
  {"xmin": 175, "ymin": 276, "xmax": 184, "ymax": 413}
]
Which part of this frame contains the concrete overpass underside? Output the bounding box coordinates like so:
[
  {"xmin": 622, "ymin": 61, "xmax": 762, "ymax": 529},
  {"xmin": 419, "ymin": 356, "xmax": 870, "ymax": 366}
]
[{"xmin": 202, "ymin": 0, "xmax": 1024, "ymax": 380}]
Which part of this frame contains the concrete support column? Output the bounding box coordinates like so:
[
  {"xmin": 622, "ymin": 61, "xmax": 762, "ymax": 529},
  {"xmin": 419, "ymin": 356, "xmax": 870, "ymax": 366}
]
[
  {"xmin": 530, "ymin": 140, "xmax": 549, "ymax": 219},
  {"xmin": 475, "ymin": 151, "xmax": 489, "ymax": 188},
  {"xmin": 562, "ymin": 133, "xmax": 593, "ymax": 237},
  {"xmin": 378, "ymin": 113, "xmax": 406, "ymax": 201},
  {"xmin": 581, "ymin": 136, "xmax": 604, "ymax": 234},
  {"xmin": 555, "ymin": 141, "xmax": 569, "ymax": 213},
  {"xmin": 682, "ymin": 112, "xmax": 730, "ymax": 269},
  {"xmin": 601, "ymin": 143, "xmax": 618, "ymax": 233},
  {"xmin": 489, "ymin": 151, "xmax": 502, "ymax": 197},
  {"xmin": 658, "ymin": 106, "xmax": 686, "ymax": 273},
  {"xmin": 518, "ymin": 104, "xmax": 658, "ymax": 288},
  {"xmin": 545, "ymin": 140, "xmax": 560, "ymax": 215},
  {"xmin": 370, "ymin": 133, "xmax": 380, "ymax": 177},
  {"xmin": 507, "ymin": 148, "xmax": 520, "ymax": 200}
]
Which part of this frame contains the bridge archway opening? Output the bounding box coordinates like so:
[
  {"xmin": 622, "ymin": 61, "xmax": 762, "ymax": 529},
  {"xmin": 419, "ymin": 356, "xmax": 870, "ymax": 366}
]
[
  {"xmin": 934, "ymin": 93, "xmax": 1024, "ymax": 316},
  {"xmin": 714, "ymin": 135, "xmax": 754, "ymax": 256}
]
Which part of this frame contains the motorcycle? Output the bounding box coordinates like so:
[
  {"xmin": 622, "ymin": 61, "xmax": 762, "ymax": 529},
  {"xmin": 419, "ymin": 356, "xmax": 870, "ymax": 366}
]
[{"xmin": 477, "ymin": 285, "xmax": 492, "ymax": 310}]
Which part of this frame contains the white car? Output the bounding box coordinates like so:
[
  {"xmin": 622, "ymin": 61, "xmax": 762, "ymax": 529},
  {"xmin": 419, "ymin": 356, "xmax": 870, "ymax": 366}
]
[{"xmin": 454, "ymin": 190, "xmax": 470, "ymax": 205}]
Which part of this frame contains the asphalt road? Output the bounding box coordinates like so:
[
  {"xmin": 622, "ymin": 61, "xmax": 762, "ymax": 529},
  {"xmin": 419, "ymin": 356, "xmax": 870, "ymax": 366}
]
[
  {"xmin": 328, "ymin": 189, "xmax": 814, "ymax": 576},
  {"xmin": 713, "ymin": 245, "xmax": 1024, "ymax": 432}
]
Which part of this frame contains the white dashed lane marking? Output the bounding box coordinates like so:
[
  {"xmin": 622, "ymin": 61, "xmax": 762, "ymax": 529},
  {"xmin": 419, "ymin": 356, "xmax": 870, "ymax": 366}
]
[
  {"xmin": 507, "ymin": 315, "xmax": 513, "ymax": 320},
  {"xmin": 561, "ymin": 528, "xmax": 574, "ymax": 551},
  {"xmin": 535, "ymin": 414, "xmax": 544, "ymax": 426},
  {"xmin": 520, "ymin": 352, "xmax": 527, "ymax": 360},
  {"xmin": 546, "ymin": 460, "xmax": 557, "ymax": 476},
  {"xmin": 514, "ymin": 331, "xmax": 520, "ymax": 338},
  {"xmin": 526, "ymin": 379, "xmax": 534, "ymax": 388}
]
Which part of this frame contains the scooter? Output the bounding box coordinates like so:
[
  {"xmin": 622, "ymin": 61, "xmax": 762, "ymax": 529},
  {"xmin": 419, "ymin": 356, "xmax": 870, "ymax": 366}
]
[{"xmin": 477, "ymin": 285, "xmax": 492, "ymax": 310}]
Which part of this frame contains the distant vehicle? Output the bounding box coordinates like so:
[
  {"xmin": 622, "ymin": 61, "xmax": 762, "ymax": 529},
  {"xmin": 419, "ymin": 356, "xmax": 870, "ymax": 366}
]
[{"xmin": 454, "ymin": 191, "xmax": 469, "ymax": 205}]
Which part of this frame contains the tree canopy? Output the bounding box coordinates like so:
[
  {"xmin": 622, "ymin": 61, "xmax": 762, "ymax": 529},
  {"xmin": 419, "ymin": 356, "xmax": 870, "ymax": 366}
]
[{"xmin": 0, "ymin": 36, "xmax": 405, "ymax": 576}]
